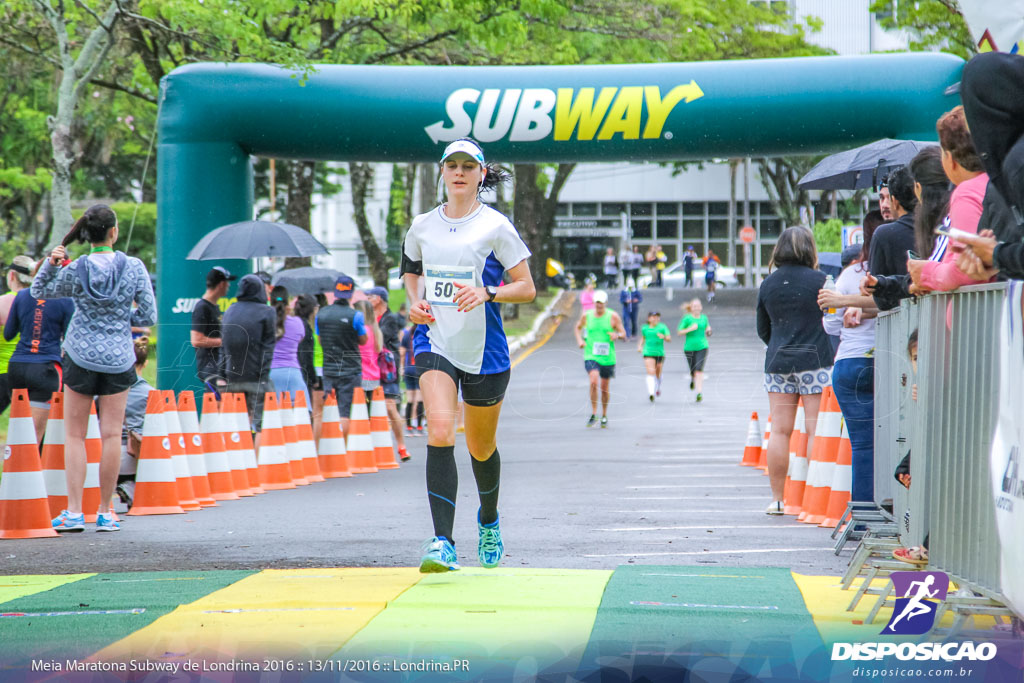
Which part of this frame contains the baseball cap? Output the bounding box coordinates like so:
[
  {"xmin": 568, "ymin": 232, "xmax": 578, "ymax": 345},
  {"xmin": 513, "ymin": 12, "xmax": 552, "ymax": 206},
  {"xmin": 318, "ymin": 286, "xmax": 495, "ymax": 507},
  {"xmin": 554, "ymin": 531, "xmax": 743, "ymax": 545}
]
[
  {"xmin": 593, "ymin": 290, "xmax": 608, "ymax": 304},
  {"xmin": 206, "ymin": 266, "xmax": 236, "ymax": 287},
  {"xmin": 334, "ymin": 275, "xmax": 355, "ymax": 299},
  {"xmin": 365, "ymin": 286, "xmax": 389, "ymax": 302},
  {"xmin": 440, "ymin": 139, "xmax": 485, "ymax": 165}
]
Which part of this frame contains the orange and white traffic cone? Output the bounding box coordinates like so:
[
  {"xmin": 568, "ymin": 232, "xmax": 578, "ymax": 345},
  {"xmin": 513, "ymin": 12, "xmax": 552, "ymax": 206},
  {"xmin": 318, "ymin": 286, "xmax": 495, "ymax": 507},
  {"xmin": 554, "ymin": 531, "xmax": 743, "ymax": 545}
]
[
  {"xmin": 279, "ymin": 393, "xmax": 308, "ymax": 486},
  {"xmin": 163, "ymin": 391, "xmax": 201, "ymax": 511},
  {"xmin": 370, "ymin": 387, "xmax": 399, "ymax": 470},
  {"xmin": 317, "ymin": 390, "xmax": 351, "ymax": 478},
  {"xmin": 800, "ymin": 388, "xmax": 841, "ymax": 525},
  {"xmin": 740, "ymin": 411, "xmax": 762, "ymax": 467},
  {"xmin": 782, "ymin": 398, "xmax": 807, "ymax": 516},
  {"xmin": 757, "ymin": 416, "xmax": 771, "ymax": 472},
  {"xmin": 177, "ymin": 391, "xmax": 216, "ymax": 508},
  {"xmin": 0, "ymin": 389, "xmax": 58, "ymax": 539},
  {"xmin": 293, "ymin": 391, "xmax": 324, "ymax": 483},
  {"xmin": 821, "ymin": 418, "xmax": 852, "ymax": 529},
  {"xmin": 232, "ymin": 394, "xmax": 264, "ymax": 494},
  {"xmin": 128, "ymin": 391, "xmax": 185, "ymax": 516},
  {"xmin": 81, "ymin": 401, "xmax": 104, "ymax": 523},
  {"xmin": 220, "ymin": 394, "xmax": 254, "ymax": 497},
  {"xmin": 257, "ymin": 393, "xmax": 297, "ymax": 490},
  {"xmin": 347, "ymin": 388, "xmax": 377, "ymax": 474},
  {"xmin": 41, "ymin": 391, "xmax": 67, "ymax": 518},
  {"xmin": 200, "ymin": 392, "xmax": 239, "ymax": 501}
]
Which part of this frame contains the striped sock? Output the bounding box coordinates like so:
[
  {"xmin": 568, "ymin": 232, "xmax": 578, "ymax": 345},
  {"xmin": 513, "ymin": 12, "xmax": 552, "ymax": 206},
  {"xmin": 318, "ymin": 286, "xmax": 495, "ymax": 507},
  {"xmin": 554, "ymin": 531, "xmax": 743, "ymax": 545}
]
[
  {"xmin": 426, "ymin": 445, "xmax": 458, "ymax": 542},
  {"xmin": 472, "ymin": 449, "xmax": 500, "ymax": 526}
]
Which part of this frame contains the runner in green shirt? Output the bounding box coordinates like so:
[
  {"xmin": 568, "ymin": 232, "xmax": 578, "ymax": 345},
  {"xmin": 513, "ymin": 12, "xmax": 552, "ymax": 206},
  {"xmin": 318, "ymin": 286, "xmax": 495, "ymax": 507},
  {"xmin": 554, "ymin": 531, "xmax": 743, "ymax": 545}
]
[
  {"xmin": 677, "ymin": 298, "xmax": 712, "ymax": 402},
  {"xmin": 575, "ymin": 290, "xmax": 627, "ymax": 428},
  {"xmin": 637, "ymin": 311, "xmax": 671, "ymax": 402}
]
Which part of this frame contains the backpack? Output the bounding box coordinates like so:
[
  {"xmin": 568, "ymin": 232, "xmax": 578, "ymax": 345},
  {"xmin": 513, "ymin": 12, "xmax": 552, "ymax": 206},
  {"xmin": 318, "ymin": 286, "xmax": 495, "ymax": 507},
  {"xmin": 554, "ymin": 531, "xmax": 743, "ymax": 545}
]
[{"xmin": 378, "ymin": 348, "xmax": 398, "ymax": 384}]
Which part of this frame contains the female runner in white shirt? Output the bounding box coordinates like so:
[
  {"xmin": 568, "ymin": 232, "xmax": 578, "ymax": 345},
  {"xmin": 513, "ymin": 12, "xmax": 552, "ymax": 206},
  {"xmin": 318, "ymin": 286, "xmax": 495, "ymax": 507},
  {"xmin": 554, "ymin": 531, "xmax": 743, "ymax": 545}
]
[{"xmin": 401, "ymin": 138, "xmax": 535, "ymax": 572}]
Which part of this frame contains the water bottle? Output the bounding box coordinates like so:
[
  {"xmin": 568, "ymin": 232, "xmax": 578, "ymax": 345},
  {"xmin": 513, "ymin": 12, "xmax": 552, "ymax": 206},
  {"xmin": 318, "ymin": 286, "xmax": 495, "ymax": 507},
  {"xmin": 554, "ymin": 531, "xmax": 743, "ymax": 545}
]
[{"xmin": 823, "ymin": 275, "xmax": 837, "ymax": 316}]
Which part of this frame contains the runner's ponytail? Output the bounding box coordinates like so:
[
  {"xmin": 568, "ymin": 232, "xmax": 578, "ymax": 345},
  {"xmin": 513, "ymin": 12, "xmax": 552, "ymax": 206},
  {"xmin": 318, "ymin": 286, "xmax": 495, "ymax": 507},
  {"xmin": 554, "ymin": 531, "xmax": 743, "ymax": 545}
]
[{"xmin": 62, "ymin": 204, "xmax": 117, "ymax": 247}]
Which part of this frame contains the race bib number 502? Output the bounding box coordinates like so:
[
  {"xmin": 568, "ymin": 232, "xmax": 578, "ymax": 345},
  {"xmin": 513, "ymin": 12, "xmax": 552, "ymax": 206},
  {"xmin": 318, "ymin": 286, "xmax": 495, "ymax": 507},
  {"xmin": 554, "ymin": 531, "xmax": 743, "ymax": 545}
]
[{"xmin": 425, "ymin": 265, "xmax": 476, "ymax": 307}]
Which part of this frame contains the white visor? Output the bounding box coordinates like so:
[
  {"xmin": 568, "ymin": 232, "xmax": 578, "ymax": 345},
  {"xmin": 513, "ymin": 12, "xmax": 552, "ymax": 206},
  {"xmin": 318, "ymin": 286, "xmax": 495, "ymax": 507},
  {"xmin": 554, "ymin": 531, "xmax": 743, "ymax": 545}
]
[
  {"xmin": 593, "ymin": 290, "xmax": 608, "ymax": 304},
  {"xmin": 440, "ymin": 140, "xmax": 485, "ymax": 165}
]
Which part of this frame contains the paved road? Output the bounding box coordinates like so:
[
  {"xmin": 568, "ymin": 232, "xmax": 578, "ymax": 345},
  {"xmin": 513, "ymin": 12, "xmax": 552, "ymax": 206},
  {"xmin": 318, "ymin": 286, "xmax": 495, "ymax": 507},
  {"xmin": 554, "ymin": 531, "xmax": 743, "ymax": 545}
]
[{"xmin": 3, "ymin": 288, "xmax": 848, "ymax": 575}]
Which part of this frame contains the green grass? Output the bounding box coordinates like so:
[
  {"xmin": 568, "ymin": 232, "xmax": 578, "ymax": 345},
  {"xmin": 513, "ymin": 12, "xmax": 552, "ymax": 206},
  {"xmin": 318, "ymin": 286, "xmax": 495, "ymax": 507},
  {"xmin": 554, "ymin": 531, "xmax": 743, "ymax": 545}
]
[{"xmin": 501, "ymin": 288, "xmax": 560, "ymax": 339}]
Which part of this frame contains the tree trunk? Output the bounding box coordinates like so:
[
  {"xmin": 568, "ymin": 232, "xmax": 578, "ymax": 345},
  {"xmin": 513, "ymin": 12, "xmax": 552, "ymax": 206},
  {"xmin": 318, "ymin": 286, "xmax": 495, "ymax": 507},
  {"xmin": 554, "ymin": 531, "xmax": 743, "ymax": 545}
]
[
  {"xmin": 512, "ymin": 163, "xmax": 576, "ymax": 292},
  {"xmin": 728, "ymin": 159, "xmax": 738, "ymax": 267},
  {"xmin": 283, "ymin": 160, "xmax": 316, "ymax": 270},
  {"xmin": 349, "ymin": 162, "xmax": 389, "ymax": 286},
  {"xmin": 418, "ymin": 162, "xmax": 437, "ymax": 214},
  {"xmin": 38, "ymin": 0, "xmax": 119, "ymax": 241}
]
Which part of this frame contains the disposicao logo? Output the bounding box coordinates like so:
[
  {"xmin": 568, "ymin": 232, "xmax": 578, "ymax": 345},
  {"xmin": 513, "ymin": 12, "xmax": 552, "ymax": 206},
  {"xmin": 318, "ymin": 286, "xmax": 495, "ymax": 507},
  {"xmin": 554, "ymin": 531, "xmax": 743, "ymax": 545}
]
[
  {"xmin": 425, "ymin": 84, "xmax": 704, "ymax": 144},
  {"xmin": 883, "ymin": 570, "xmax": 948, "ymax": 635},
  {"xmin": 831, "ymin": 571, "xmax": 997, "ymax": 663}
]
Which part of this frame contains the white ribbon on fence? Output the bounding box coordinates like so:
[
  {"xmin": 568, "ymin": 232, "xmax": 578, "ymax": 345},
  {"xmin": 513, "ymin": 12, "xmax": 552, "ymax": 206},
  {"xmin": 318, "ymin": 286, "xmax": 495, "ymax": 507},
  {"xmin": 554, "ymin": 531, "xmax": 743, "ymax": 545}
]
[{"xmin": 991, "ymin": 281, "xmax": 1024, "ymax": 618}]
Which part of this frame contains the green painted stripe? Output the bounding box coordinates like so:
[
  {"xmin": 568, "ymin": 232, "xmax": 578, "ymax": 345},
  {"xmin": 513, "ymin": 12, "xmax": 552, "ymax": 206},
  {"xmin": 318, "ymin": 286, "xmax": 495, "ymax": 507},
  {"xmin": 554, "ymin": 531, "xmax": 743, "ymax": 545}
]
[
  {"xmin": 581, "ymin": 566, "xmax": 824, "ymax": 676},
  {"xmin": 337, "ymin": 568, "xmax": 612, "ymax": 678},
  {"xmin": 0, "ymin": 574, "xmax": 94, "ymax": 606},
  {"xmin": 0, "ymin": 570, "xmax": 254, "ymax": 670}
]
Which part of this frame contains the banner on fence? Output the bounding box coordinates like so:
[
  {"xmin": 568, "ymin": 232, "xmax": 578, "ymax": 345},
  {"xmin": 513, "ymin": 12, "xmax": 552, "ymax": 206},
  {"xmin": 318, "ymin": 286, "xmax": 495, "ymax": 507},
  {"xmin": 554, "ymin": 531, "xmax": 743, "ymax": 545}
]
[{"xmin": 992, "ymin": 281, "xmax": 1024, "ymax": 618}]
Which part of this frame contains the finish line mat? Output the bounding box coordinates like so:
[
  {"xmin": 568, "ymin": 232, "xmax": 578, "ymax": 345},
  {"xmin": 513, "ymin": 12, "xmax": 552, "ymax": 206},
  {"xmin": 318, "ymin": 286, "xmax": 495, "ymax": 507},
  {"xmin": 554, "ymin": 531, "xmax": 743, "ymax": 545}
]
[
  {"xmin": 0, "ymin": 566, "xmax": 1018, "ymax": 682},
  {"xmin": 0, "ymin": 571, "xmax": 254, "ymax": 670}
]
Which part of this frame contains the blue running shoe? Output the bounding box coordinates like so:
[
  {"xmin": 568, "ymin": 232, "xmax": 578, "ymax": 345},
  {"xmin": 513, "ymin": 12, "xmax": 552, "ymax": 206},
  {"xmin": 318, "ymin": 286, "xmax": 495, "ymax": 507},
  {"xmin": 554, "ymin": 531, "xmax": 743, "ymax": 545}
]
[
  {"xmin": 95, "ymin": 512, "xmax": 120, "ymax": 532},
  {"xmin": 419, "ymin": 537, "xmax": 459, "ymax": 573},
  {"xmin": 477, "ymin": 509, "xmax": 504, "ymax": 569},
  {"xmin": 52, "ymin": 510, "xmax": 85, "ymax": 533}
]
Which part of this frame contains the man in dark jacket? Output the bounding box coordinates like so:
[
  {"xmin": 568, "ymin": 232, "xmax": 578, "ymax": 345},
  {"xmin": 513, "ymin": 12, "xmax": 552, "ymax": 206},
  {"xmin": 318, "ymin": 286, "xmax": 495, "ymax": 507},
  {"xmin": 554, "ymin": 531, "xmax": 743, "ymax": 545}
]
[
  {"xmin": 317, "ymin": 275, "xmax": 367, "ymax": 436},
  {"xmin": 221, "ymin": 274, "xmax": 277, "ymax": 431},
  {"xmin": 865, "ymin": 166, "xmax": 918, "ymax": 310}
]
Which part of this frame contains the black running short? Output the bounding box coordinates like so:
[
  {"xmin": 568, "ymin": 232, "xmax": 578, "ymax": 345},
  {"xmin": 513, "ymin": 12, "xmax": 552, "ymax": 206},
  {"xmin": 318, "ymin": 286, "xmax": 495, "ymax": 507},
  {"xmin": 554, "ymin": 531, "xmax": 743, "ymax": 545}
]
[
  {"xmin": 63, "ymin": 354, "xmax": 135, "ymax": 397},
  {"xmin": 414, "ymin": 352, "xmax": 510, "ymax": 407},
  {"xmin": 584, "ymin": 360, "xmax": 616, "ymax": 379},
  {"xmin": 685, "ymin": 348, "xmax": 708, "ymax": 374},
  {"xmin": 643, "ymin": 355, "xmax": 665, "ymax": 367},
  {"xmin": 7, "ymin": 360, "xmax": 62, "ymax": 407}
]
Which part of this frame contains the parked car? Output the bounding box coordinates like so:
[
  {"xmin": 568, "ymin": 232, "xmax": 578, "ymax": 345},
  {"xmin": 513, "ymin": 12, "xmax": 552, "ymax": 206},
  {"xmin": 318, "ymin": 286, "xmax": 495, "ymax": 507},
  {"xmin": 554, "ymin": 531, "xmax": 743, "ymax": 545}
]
[{"xmin": 637, "ymin": 261, "xmax": 739, "ymax": 289}]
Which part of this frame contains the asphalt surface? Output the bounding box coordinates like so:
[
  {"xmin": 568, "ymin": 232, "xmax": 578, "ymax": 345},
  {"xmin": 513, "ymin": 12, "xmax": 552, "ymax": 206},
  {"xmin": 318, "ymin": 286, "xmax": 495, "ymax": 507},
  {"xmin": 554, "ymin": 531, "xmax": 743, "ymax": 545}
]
[{"xmin": 3, "ymin": 288, "xmax": 849, "ymax": 575}]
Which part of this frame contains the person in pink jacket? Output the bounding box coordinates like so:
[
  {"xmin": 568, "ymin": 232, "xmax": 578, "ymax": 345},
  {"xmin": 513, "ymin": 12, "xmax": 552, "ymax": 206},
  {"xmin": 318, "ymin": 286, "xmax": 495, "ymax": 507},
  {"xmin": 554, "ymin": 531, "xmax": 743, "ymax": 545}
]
[{"xmin": 908, "ymin": 106, "xmax": 989, "ymax": 294}]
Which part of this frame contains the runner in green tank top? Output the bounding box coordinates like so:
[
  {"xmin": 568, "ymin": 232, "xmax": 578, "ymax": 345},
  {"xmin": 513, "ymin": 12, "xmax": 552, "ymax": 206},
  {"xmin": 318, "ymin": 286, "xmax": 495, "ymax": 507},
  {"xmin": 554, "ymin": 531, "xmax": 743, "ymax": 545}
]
[
  {"xmin": 574, "ymin": 290, "xmax": 626, "ymax": 428},
  {"xmin": 637, "ymin": 311, "xmax": 671, "ymax": 402}
]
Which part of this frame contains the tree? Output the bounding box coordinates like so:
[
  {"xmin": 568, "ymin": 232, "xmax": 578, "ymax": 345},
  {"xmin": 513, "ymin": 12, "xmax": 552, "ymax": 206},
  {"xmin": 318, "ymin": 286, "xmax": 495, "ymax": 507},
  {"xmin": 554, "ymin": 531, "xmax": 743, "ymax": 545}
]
[
  {"xmin": 512, "ymin": 163, "xmax": 576, "ymax": 291},
  {"xmin": 349, "ymin": 162, "xmax": 390, "ymax": 287},
  {"xmin": 757, "ymin": 157, "xmax": 818, "ymax": 228},
  {"xmin": 870, "ymin": 0, "xmax": 975, "ymax": 59}
]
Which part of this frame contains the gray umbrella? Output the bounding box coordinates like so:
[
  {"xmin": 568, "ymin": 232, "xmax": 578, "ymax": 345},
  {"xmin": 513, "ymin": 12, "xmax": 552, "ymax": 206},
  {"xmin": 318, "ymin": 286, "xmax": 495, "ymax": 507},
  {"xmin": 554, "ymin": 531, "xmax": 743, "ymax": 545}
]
[
  {"xmin": 186, "ymin": 221, "xmax": 330, "ymax": 260},
  {"xmin": 271, "ymin": 266, "xmax": 341, "ymax": 295},
  {"xmin": 798, "ymin": 138, "xmax": 938, "ymax": 190}
]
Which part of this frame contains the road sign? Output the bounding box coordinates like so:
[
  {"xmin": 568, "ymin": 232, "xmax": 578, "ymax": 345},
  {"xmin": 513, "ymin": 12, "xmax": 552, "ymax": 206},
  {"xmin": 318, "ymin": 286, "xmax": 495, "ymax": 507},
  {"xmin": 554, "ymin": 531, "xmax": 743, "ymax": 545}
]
[{"xmin": 740, "ymin": 226, "xmax": 756, "ymax": 244}]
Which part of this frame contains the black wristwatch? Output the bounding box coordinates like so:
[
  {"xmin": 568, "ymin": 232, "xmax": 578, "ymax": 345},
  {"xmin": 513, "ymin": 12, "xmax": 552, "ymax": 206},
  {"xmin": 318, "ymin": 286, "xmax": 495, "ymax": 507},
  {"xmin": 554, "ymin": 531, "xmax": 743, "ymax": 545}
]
[{"xmin": 485, "ymin": 285, "xmax": 499, "ymax": 302}]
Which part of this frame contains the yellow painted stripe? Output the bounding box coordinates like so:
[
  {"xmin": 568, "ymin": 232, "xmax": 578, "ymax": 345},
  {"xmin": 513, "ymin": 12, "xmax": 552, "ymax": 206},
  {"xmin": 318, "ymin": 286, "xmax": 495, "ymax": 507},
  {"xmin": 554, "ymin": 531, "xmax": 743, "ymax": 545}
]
[
  {"xmin": 511, "ymin": 293, "xmax": 574, "ymax": 369},
  {"xmin": 94, "ymin": 568, "xmax": 422, "ymax": 662},
  {"xmin": 791, "ymin": 573, "xmax": 998, "ymax": 644},
  {"xmin": 337, "ymin": 568, "xmax": 612, "ymax": 670},
  {"xmin": 0, "ymin": 574, "xmax": 95, "ymax": 605}
]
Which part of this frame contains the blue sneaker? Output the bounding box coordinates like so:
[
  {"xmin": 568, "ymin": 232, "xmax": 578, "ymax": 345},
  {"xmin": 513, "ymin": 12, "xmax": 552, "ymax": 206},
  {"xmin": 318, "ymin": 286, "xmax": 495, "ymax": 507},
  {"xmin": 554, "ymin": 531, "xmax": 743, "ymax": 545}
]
[
  {"xmin": 477, "ymin": 510, "xmax": 504, "ymax": 569},
  {"xmin": 52, "ymin": 510, "xmax": 85, "ymax": 533},
  {"xmin": 95, "ymin": 512, "xmax": 120, "ymax": 532},
  {"xmin": 419, "ymin": 536, "xmax": 460, "ymax": 573}
]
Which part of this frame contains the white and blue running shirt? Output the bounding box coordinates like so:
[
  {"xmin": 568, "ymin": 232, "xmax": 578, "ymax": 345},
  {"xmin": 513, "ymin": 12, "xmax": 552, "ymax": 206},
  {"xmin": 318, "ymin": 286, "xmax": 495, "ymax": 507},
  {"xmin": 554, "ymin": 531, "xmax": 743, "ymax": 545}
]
[{"xmin": 402, "ymin": 203, "xmax": 531, "ymax": 375}]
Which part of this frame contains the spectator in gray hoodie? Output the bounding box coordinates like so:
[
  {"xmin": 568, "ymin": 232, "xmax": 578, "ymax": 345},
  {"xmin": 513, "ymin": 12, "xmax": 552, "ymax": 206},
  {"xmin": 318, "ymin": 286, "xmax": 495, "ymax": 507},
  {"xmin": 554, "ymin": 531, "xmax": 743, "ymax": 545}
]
[
  {"xmin": 33, "ymin": 204, "xmax": 156, "ymax": 533},
  {"xmin": 221, "ymin": 273, "xmax": 277, "ymax": 433}
]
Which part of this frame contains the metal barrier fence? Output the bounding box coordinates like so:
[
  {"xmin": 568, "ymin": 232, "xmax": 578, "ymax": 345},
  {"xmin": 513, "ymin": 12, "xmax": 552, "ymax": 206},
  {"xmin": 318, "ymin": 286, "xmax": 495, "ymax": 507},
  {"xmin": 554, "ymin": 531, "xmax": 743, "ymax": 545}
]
[{"xmin": 874, "ymin": 283, "xmax": 1009, "ymax": 605}]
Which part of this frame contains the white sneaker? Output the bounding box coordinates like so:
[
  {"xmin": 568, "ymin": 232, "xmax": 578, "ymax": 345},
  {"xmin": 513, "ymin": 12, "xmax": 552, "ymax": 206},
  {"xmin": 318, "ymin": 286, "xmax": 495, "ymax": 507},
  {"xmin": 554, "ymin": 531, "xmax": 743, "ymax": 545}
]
[{"xmin": 765, "ymin": 500, "xmax": 784, "ymax": 516}]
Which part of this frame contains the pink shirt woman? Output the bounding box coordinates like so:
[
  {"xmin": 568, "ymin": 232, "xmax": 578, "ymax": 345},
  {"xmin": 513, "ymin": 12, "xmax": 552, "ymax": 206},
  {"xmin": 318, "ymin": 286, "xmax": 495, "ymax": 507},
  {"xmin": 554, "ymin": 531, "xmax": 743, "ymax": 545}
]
[
  {"xmin": 918, "ymin": 173, "xmax": 990, "ymax": 291},
  {"xmin": 354, "ymin": 299, "xmax": 381, "ymax": 384}
]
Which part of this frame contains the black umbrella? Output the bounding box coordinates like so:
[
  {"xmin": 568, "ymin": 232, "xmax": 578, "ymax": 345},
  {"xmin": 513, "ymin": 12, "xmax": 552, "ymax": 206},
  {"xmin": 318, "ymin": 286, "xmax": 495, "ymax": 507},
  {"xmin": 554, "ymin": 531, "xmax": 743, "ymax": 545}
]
[
  {"xmin": 798, "ymin": 138, "xmax": 938, "ymax": 190},
  {"xmin": 271, "ymin": 266, "xmax": 341, "ymax": 295},
  {"xmin": 186, "ymin": 221, "xmax": 330, "ymax": 260}
]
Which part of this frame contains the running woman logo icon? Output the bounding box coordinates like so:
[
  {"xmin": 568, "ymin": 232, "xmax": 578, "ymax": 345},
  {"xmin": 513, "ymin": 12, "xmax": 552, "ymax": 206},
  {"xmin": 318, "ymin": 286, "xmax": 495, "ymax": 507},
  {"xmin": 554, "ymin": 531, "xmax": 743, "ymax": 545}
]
[{"xmin": 883, "ymin": 571, "xmax": 950, "ymax": 635}]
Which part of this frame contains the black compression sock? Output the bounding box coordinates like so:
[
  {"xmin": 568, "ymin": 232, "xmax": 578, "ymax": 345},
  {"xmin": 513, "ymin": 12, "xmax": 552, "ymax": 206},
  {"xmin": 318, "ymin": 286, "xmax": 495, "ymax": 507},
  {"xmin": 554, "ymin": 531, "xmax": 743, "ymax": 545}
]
[
  {"xmin": 405, "ymin": 402, "xmax": 412, "ymax": 427},
  {"xmin": 471, "ymin": 449, "xmax": 500, "ymax": 526},
  {"xmin": 416, "ymin": 401, "xmax": 425, "ymax": 428},
  {"xmin": 426, "ymin": 445, "xmax": 458, "ymax": 542}
]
